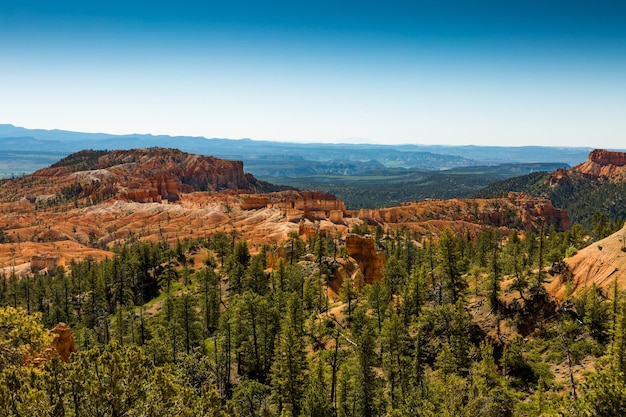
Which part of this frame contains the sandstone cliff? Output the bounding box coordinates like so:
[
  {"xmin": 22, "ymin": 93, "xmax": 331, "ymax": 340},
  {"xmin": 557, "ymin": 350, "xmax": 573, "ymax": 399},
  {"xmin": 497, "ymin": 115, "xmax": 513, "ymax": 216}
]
[
  {"xmin": 241, "ymin": 190, "xmax": 345, "ymax": 222},
  {"xmin": 550, "ymin": 149, "xmax": 626, "ymax": 184},
  {"xmin": 26, "ymin": 148, "xmax": 275, "ymax": 204},
  {"xmin": 345, "ymin": 234, "xmax": 385, "ymax": 283},
  {"xmin": 50, "ymin": 323, "xmax": 76, "ymax": 362}
]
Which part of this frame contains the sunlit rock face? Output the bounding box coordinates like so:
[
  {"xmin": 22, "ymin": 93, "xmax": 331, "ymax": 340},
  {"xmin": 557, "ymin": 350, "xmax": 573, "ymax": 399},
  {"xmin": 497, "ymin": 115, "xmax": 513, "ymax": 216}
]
[
  {"xmin": 588, "ymin": 149, "xmax": 626, "ymax": 167},
  {"xmin": 345, "ymin": 234, "xmax": 385, "ymax": 283},
  {"xmin": 548, "ymin": 223, "xmax": 626, "ymax": 301},
  {"xmin": 31, "ymin": 148, "xmax": 262, "ymax": 203},
  {"xmin": 50, "ymin": 323, "xmax": 76, "ymax": 363},
  {"xmin": 557, "ymin": 149, "xmax": 626, "ymax": 182},
  {"xmin": 351, "ymin": 193, "xmax": 570, "ymax": 233},
  {"xmin": 27, "ymin": 323, "xmax": 77, "ymax": 366}
]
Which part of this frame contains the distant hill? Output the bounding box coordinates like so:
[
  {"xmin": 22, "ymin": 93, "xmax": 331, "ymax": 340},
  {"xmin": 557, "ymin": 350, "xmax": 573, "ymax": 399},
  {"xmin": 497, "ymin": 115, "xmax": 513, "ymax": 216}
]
[{"xmin": 477, "ymin": 149, "xmax": 626, "ymax": 228}]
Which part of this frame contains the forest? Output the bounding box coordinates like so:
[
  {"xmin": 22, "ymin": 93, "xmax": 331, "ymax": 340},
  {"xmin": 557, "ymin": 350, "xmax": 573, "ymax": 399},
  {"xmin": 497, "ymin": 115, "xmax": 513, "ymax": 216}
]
[
  {"xmin": 1, "ymin": 219, "xmax": 626, "ymax": 417},
  {"xmin": 262, "ymin": 164, "xmax": 568, "ymax": 210}
]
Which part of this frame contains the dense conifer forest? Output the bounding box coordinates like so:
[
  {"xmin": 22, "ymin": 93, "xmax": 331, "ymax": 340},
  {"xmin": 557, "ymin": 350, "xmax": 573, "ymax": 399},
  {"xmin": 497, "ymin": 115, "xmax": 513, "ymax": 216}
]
[{"xmin": 1, "ymin": 220, "xmax": 626, "ymax": 416}]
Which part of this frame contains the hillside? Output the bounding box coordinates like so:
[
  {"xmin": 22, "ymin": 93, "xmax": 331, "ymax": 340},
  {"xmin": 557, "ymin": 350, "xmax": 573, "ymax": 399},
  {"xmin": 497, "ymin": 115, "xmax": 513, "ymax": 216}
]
[
  {"xmin": 0, "ymin": 148, "xmax": 283, "ymax": 206},
  {"xmin": 477, "ymin": 149, "xmax": 626, "ymax": 227},
  {"xmin": 548, "ymin": 223, "xmax": 626, "ymax": 299}
]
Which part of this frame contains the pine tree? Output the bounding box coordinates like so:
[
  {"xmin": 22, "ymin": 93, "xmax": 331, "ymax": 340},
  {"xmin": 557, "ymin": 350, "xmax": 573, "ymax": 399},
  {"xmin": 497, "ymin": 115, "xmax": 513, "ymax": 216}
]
[
  {"xmin": 611, "ymin": 299, "xmax": 626, "ymax": 377},
  {"xmin": 366, "ymin": 281, "xmax": 390, "ymax": 333},
  {"xmin": 438, "ymin": 229, "xmax": 466, "ymax": 304},
  {"xmin": 381, "ymin": 310, "xmax": 411, "ymax": 411},
  {"xmin": 199, "ymin": 267, "xmax": 221, "ymax": 336},
  {"xmin": 351, "ymin": 309, "xmax": 379, "ymax": 417},
  {"xmin": 381, "ymin": 255, "xmax": 408, "ymax": 302},
  {"xmin": 302, "ymin": 359, "xmax": 332, "ymax": 417},
  {"xmin": 341, "ymin": 273, "xmax": 357, "ymax": 322},
  {"xmin": 270, "ymin": 297, "xmax": 307, "ymax": 416}
]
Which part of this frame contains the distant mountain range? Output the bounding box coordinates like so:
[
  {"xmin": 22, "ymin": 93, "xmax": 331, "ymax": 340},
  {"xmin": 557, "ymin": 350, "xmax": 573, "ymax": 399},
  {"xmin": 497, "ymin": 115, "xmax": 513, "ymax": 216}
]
[
  {"xmin": 6, "ymin": 124, "xmax": 624, "ymax": 213},
  {"xmin": 0, "ymin": 124, "xmax": 597, "ymax": 177}
]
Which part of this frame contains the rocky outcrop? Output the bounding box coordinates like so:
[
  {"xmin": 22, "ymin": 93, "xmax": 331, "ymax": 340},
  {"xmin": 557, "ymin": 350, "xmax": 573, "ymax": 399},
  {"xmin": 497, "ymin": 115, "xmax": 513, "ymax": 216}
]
[
  {"xmin": 27, "ymin": 323, "xmax": 76, "ymax": 366},
  {"xmin": 552, "ymin": 149, "xmax": 626, "ymax": 183},
  {"xmin": 241, "ymin": 191, "xmax": 346, "ymax": 225},
  {"xmin": 50, "ymin": 323, "xmax": 76, "ymax": 362},
  {"xmin": 511, "ymin": 192, "xmax": 571, "ymax": 231},
  {"xmin": 299, "ymin": 191, "xmax": 346, "ymax": 213},
  {"xmin": 120, "ymin": 187, "xmax": 165, "ymax": 203},
  {"xmin": 548, "ymin": 168, "xmax": 569, "ymax": 187},
  {"xmin": 30, "ymin": 148, "xmax": 269, "ymax": 204},
  {"xmin": 241, "ymin": 196, "xmax": 271, "ymax": 210},
  {"xmin": 30, "ymin": 253, "xmax": 60, "ymax": 274},
  {"xmin": 345, "ymin": 234, "xmax": 385, "ymax": 283},
  {"xmin": 588, "ymin": 149, "xmax": 626, "ymax": 166}
]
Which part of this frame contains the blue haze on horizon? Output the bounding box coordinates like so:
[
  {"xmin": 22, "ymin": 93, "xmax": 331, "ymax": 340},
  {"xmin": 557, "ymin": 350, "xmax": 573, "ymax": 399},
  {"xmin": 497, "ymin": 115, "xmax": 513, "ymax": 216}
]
[{"xmin": 1, "ymin": 0, "xmax": 625, "ymax": 148}]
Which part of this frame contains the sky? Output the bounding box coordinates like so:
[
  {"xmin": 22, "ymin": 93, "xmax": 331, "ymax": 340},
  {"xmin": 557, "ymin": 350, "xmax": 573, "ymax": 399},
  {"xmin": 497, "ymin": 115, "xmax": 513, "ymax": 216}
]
[{"xmin": 1, "ymin": 0, "xmax": 625, "ymax": 147}]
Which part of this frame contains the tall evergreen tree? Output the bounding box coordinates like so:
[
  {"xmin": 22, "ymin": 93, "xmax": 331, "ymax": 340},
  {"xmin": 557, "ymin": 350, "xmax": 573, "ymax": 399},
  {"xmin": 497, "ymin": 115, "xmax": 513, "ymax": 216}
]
[
  {"xmin": 381, "ymin": 310, "xmax": 411, "ymax": 411},
  {"xmin": 270, "ymin": 297, "xmax": 307, "ymax": 416},
  {"xmin": 437, "ymin": 229, "xmax": 466, "ymax": 304}
]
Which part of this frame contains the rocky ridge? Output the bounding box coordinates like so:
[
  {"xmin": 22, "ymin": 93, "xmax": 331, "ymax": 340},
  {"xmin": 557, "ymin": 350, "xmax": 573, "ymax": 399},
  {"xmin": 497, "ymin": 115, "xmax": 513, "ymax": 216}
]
[
  {"xmin": 549, "ymin": 149, "xmax": 626, "ymax": 185},
  {"xmin": 10, "ymin": 148, "xmax": 278, "ymax": 205}
]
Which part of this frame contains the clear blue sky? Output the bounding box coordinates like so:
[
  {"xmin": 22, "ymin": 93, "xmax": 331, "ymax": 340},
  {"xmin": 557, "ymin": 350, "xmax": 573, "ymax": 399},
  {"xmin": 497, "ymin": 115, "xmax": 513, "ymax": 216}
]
[{"xmin": 1, "ymin": 0, "xmax": 625, "ymax": 147}]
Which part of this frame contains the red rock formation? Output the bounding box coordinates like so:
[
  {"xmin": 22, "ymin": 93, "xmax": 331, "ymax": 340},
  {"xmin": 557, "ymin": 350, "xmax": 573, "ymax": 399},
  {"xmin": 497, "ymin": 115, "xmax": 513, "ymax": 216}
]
[
  {"xmin": 31, "ymin": 148, "xmax": 266, "ymax": 204},
  {"xmin": 30, "ymin": 253, "xmax": 60, "ymax": 274},
  {"xmin": 241, "ymin": 196, "xmax": 271, "ymax": 210},
  {"xmin": 588, "ymin": 149, "xmax": 626, "ymax": 166},
  {"xmin": 556, "ymin": 149, "xmax": 626, "ymax": 182},
  {"xmin": 50, "ymin": 323, "xmax": 76, "ymax": 362},
  {"xmin": 299, "ymin": 221, "xmax": 323, "ymax": 240},
  {"xmin": 345, "ymin": 234, "xmax": 385, "ymax": 283},
  {"xmin": 120, "ymin": 187, "xmax": 163, "ymax": 203},
  {"xmin": 508, "ymin": 192, "xmax": 571, "ymax": 231},
  {"xmin": 241, "ymin": 191, "xmax": 346, "ymax": 225},
  {"xmin": 27, "ymin": 323, "xmax": 77, "ymax": 366},
  {"xmin": 547, "ymin": 224, "xmax": 626, "ymax": 300},
  {"xmin": 548, "ymin": 168, "xmax": 569, "ymax": 187},
  {"xmin": 329, "ymin": 210, "xmax": 345, "ymax": 224}
]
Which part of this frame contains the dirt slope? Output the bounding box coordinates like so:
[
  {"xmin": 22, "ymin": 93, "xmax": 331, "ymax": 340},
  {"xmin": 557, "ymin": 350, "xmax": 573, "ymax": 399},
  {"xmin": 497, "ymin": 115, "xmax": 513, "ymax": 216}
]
[{"xmin": 548, "ymin": 224, "xmax": 626, "ymax": 299}]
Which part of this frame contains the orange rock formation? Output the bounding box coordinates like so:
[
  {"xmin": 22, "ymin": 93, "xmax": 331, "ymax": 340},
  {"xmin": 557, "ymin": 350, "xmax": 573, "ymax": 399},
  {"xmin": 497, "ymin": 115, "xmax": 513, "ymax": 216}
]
[
  {"xmin": 241, "ymin": 190, "xmax": 345, "ymax": 222},
  {"xmin": 30, "ymin": 253, "xmax": 60, "ymax": 274},
  {"xmin": 550, "ymin": 149, "xmax": 626, "ymax": 185},
  {"xmin": 345, "ymin": 234, "xmax": 385, "ymax": 283},
  {"xmin": 27, "ymin": 323, "xmax": 77, "ymax": 366},
  {"xmin": 547, "ymin": 224, "xmax": 626, "ymax": 300},
  {"xmin": 22, "ymin": 148, "xmax": 269, "ymax": 205},
  {"xmin": 50, "ymin": 323, "xmax": 76, "ymax": 362}
]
